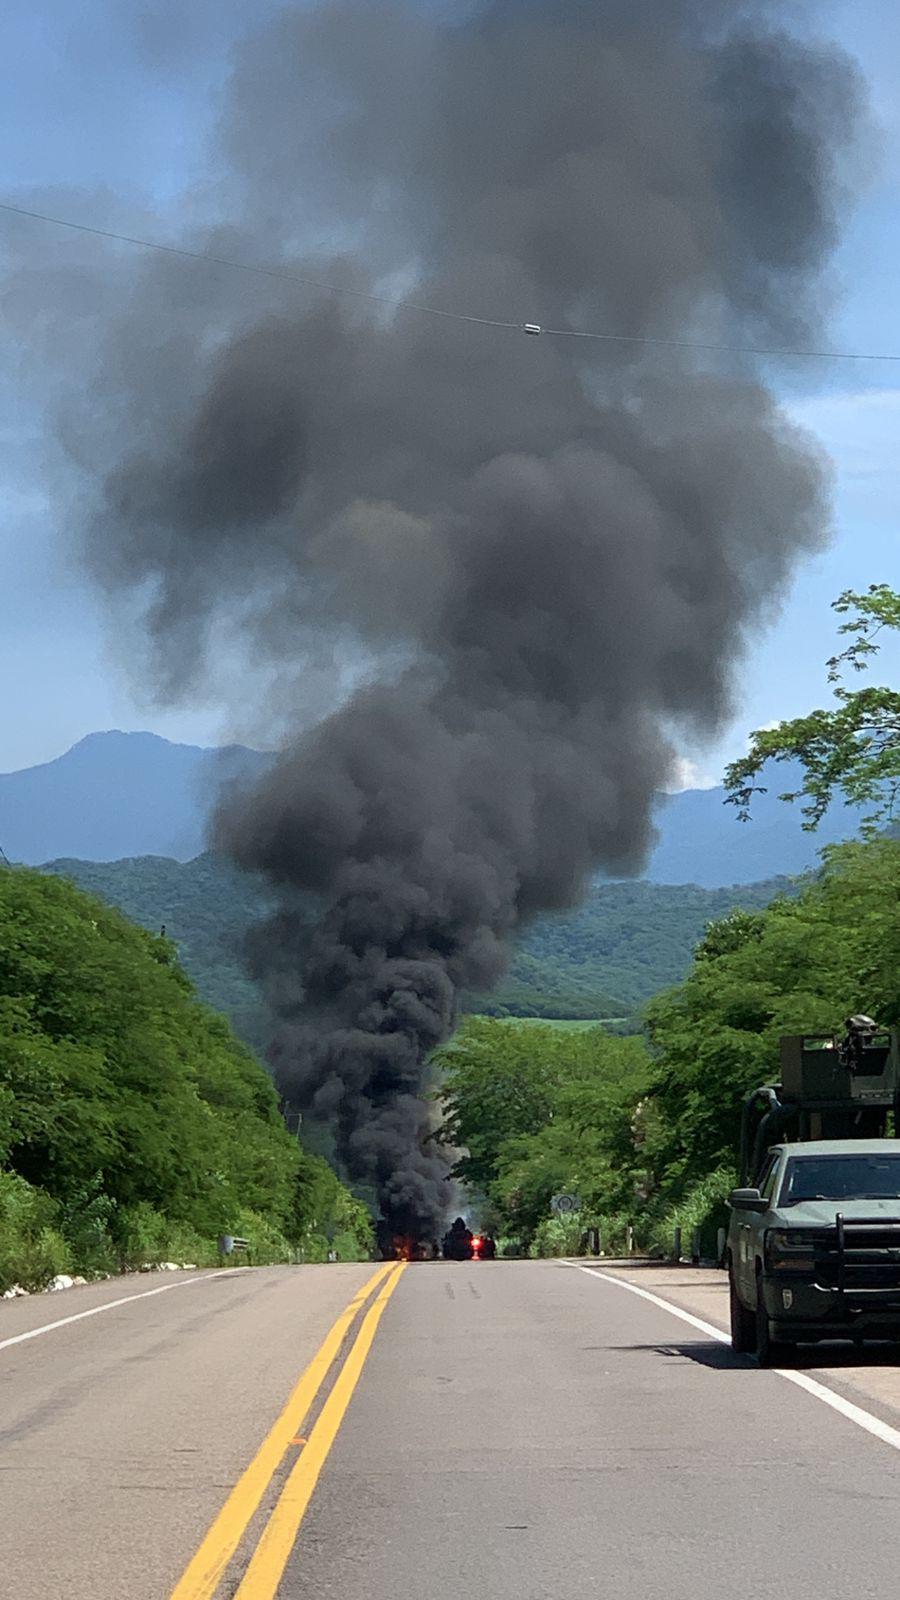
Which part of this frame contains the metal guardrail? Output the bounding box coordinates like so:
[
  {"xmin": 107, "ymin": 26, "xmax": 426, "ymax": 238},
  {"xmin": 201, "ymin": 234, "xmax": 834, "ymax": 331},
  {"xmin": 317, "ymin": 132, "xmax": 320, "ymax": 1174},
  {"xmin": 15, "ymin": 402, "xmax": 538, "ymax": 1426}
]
[{"xmin": 218, "ymin": 1234, "xmax": 249, "ymax": 1256}]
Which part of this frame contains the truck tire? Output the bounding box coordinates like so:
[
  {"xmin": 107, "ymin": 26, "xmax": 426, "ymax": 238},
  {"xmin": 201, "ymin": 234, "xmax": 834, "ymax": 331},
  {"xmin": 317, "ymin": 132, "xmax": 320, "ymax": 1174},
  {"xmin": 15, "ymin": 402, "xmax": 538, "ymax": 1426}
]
[
  {"xmin": 729, "ymin": 1268, "xmax": 755, "ymax": 1354},
  {"xmin": 755, "ymin": 1271, "xmax": 787, "ymax": 1367}
]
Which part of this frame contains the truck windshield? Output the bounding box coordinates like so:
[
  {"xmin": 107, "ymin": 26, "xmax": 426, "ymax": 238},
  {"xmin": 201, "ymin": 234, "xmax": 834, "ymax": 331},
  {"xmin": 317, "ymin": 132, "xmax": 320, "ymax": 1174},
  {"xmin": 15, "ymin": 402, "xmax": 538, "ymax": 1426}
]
[{"xmin": 781, "ymin": 1154, "xmax": 900, "ymax": 1205}]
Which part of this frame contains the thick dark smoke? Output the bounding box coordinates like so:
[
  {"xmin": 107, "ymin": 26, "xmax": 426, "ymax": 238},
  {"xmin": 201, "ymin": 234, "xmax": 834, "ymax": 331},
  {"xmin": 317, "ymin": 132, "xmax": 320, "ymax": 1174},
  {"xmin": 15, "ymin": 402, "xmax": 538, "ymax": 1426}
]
[{"xmin": 67, "ymin": 2, "xmax": 862, "ymax": 1235}]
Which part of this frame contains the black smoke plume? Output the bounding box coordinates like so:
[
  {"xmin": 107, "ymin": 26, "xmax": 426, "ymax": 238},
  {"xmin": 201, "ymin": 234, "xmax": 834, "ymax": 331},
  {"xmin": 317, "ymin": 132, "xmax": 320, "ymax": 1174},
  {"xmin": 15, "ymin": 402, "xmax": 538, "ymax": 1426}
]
[{"xmin": 68, "ymin": 2, "xmax": 862, "ymax": 1235}]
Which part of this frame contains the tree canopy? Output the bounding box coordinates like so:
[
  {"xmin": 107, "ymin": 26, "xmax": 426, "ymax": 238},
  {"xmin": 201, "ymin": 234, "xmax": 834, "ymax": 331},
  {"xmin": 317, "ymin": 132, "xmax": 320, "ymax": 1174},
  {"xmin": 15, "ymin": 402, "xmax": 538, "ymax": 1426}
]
[
  {"xmin": 436, "ymin": 1018, "xmax": 650, "ymax": 1246},
  {"xmin": 438, "ymin": 837, "xmax": 900, "ymax": 1255},
  {"xmin": 726, "ymin": 584, "xmax": 900, "ymax": 834},
  {"xmin": 0, "ymin": 867, "xmax": 371, "ymax": 1286}
]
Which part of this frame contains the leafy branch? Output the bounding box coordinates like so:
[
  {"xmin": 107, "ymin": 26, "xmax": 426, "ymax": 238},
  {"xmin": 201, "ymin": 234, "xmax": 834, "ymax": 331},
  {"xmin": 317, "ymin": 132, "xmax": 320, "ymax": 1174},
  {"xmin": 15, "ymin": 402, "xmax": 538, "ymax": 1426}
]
[{"xmin": 725, "ymin": 584, "xmax": 900, "ymax": 834}]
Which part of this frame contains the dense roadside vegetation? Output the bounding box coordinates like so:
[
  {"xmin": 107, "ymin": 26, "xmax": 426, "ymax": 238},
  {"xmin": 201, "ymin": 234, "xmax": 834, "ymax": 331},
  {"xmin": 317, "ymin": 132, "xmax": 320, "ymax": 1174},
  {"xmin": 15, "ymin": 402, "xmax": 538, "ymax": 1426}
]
[
  {"xmin": 0, "ymin": 869, "xmax": 372, "ymax": 1293},
  {"xmin": 439, "ymin": 838, "xmax": 900, "ymax": 1258},
  {"xmin": 440, "ymin": 587, "xmax": 900, "ymax": 1259}
]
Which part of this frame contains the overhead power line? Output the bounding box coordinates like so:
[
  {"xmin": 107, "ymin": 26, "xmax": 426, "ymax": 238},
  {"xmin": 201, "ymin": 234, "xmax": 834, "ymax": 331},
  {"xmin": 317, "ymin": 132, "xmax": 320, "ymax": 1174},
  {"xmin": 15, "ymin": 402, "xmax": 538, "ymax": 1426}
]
[
  {"xmin": 2, "ymin": 197, "xmax": 900, "ymax": 363},
  {"xmin": 537, "ymin": 325, "xmax": 900, "ymax": 362},
  {"xmin": 0, "ymin": 200, "xmax": 519, "ymax": 332}
]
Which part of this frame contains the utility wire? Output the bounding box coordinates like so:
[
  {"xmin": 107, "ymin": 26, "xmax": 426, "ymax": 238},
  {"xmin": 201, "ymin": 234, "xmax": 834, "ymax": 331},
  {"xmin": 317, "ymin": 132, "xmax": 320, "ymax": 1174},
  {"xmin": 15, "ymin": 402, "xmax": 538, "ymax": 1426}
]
[
  {"xmin": 3, "ymin": 197, "xmax": 900, "ymax": 362},
  {"xmin": 539, "ymin": 325, "xmax": 900, "ymax": 363},
  {"xmin": 0, "ymin": 200, "xmax": 520, "ymax": 331}
]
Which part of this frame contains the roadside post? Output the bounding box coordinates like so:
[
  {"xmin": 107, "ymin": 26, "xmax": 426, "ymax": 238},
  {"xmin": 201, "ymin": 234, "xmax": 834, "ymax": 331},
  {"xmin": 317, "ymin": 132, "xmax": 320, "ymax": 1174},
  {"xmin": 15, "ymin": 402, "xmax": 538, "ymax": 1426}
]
[
  {"xmin": 672, "ymin": 1225, "xmax": 682, "ymax": 1263},
  {"xmin": 691, "ymin": 1227, "xmax": 701, "ymax": 1265},
  {"xmin": 716, "ymin": 1227, "xmax": 727, "ymax": 1268},
  {"xmin": 218, "ymin": 1234, "xmax": 249, "ymax": 1260}
]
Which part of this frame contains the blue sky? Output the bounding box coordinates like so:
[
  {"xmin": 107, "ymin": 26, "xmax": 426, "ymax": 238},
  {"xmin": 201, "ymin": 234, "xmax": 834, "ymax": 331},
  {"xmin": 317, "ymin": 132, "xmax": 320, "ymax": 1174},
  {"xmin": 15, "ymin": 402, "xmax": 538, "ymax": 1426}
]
[{"xmin": 1, "ymin": 0, "xmax": 898, "ymax": 781}]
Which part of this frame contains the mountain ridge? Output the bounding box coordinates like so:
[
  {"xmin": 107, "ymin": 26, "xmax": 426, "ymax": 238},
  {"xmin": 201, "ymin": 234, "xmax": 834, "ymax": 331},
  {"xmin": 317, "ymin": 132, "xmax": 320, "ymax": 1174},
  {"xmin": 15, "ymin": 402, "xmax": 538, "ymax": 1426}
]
[{"xmin": 1, "ymin": 729, "xmax": 864, "ymax": 886}]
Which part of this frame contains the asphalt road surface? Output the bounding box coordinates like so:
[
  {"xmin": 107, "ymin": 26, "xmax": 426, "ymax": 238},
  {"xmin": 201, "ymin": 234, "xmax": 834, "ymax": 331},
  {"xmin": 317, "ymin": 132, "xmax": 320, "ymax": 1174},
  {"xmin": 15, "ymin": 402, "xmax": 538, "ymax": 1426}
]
[{"xmin": 4, "ymin": 1259, "xmax": 900, "ymax": 1600}]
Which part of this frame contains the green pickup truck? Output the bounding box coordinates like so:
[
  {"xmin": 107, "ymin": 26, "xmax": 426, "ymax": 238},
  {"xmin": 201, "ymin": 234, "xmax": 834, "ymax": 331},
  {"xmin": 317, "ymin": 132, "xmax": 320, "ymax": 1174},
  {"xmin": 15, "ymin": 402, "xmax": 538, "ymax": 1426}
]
[{"xmin": 727, "ymin": 1139, "xmax": 900, "ymax": 1364}]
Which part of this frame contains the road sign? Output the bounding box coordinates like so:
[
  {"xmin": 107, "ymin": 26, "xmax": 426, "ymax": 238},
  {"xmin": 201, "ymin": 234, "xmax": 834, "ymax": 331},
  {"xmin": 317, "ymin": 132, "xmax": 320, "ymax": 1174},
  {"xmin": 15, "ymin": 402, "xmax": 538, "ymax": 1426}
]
[{"xmin": 550, "ymin": 1193, "xmax": 582, "ymax": 1216}]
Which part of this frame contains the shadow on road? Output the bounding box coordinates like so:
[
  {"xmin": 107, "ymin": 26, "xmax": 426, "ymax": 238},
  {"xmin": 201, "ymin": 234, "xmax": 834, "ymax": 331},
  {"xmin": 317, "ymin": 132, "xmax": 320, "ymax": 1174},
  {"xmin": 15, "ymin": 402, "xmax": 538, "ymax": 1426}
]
[
  {"xmin": 602, "ymin": 1341, "xmax": 751, "ymax": 1370},
  {"xmin": 603, "ymin": 1339, "xmax": 900, "ymax": 1372}
]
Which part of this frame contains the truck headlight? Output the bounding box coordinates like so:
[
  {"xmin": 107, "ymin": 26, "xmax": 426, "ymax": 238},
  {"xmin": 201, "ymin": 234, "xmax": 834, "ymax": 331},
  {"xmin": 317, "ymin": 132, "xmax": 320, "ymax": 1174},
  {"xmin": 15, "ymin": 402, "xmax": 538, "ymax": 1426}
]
[{"xmin": 765, "ymin": 1230, "xmax": 819, "ymax": 1272}]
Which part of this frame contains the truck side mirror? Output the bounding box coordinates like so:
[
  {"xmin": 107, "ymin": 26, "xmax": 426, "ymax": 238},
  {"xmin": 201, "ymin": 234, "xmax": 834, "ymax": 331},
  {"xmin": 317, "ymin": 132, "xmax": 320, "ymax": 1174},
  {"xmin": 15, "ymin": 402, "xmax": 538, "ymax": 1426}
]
[{"xmin": 729, "ymin": 1187, "xmax": 768, "ymax": 1214}]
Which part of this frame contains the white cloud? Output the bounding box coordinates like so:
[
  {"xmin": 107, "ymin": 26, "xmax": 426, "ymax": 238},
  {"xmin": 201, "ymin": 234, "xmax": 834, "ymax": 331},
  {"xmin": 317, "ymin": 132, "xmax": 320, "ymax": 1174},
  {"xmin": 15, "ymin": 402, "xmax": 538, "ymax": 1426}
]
[{"xmin": 662, "ymin": 756, "xmax": 719, "ymax": 793}]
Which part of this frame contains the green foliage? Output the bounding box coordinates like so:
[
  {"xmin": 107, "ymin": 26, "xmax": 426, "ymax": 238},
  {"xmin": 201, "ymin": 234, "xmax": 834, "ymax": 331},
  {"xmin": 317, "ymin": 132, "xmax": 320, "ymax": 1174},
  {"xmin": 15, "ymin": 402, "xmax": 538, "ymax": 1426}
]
[
  {"xmin": 644, "ymin": 838, "xmax": 900, "ymax": 1192},
  {"xmin": 115, "ymin": 1203, "xmax": 219, "ymax": 1271},
  {"xmin": 436, "ymin": 1018, "xmax": 563, "ymax": 1198},
  {"xmin": 726, "ymin": 584, "xmax": 900, "ymax": 834},
  {"xmin": 645, "ymin": 1169, "xmax": 735, "ymax": 1260},
  {"xmin": 232, "ymin": 1207, "xmax": 295, "ymax": 1267},
  {"xmin": 0, "ymin": 1170, "xmax": 71, "ymax": 1291},
  {"xmin": 0, "ymin": 867, "xmax": 370, "ymax": 1287},
  {"xmin": 473, "ymin": 879, "xmax": 793, "ymax": 1018},
  {"xmin": 439, "ymin": 837, "xmax": 900, "ymax": 1256},
  {"xmin": 530, "ymin": 1215, "xmax": 586, "ymax": 1258},
  {"xmin": 291, "ymin": 1150, "xmax": 374, "ymax": 1260},
  {"xmin": 437, "ymin": 1019, "xmax": 651, "ymax": 1246},
  {"xmin": 39, "ymin": 853, "xmax": 279, "ymax": 1054},
  {"xmin": 40, "ymin": 854, "xmax": 791, "ymax": 1033}
]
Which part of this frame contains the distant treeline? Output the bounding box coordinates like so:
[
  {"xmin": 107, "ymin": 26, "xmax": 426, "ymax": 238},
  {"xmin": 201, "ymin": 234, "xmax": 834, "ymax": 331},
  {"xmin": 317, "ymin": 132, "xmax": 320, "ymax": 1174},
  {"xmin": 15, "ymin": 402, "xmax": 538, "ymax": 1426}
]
[{"xmin": 40, "ymin": 854, "xmax": 792, "ymax": 1038}]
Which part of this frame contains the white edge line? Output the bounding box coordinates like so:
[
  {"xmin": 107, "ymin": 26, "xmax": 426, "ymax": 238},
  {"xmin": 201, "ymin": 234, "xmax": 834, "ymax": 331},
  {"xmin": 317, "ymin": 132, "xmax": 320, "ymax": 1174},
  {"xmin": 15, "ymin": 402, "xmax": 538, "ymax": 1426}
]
[
  {"xmin": 577, "ymin": 1265, "xmax": 900, "ymax": 1456},
  {"xmin": 0, "ymin": 1269, "xmax": 247, "ymax": 1353}
]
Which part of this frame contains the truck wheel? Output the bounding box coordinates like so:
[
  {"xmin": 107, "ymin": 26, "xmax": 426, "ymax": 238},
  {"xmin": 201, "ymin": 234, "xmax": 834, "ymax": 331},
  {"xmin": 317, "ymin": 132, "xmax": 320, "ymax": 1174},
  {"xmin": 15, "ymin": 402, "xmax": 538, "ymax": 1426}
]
[
  {"xmin": 729, "ymin": 1269, "xmax": 755, "ymax": 1354},
  {"xmin": 755, "ymin": 1274, "xmax": 787, "ymax": 1367}
]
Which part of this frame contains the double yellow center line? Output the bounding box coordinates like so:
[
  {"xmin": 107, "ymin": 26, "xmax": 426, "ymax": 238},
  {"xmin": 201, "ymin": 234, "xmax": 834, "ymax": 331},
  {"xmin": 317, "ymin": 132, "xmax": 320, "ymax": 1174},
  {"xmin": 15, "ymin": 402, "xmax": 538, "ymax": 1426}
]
[{"xmin": 170, "ymin": 1260, "xmax": 406, "ymax": 1600}]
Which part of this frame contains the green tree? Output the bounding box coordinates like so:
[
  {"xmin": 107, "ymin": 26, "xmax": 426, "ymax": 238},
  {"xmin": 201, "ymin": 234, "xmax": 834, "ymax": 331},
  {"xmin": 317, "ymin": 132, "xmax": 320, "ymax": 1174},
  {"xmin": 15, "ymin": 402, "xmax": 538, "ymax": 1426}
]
[
  {"xmin": 437, "ymin": 1018, "xmax": 650, "ymax": 1244},
  {"xmin": 0, "ymin": 867, "xmax": 372, "ymax": 1285},
  {"xmin": 644, "ymin": 837, "xmax": 900, "ymax": 1193},
  {"xmin": 726, "ymin": 584, "xmax": 900, "ymax": 834},
  {"xmin": 435, "ymin": 1018, "xmax": 565, "ymax": 1198}
]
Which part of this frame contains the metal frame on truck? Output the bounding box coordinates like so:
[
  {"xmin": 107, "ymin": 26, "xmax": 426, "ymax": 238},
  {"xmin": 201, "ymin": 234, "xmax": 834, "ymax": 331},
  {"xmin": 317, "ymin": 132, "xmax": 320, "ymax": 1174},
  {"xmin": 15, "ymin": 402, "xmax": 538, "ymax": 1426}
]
[{"xmin": 739, "ymin": 1019, "xmax": 900, "ymax": 1186}]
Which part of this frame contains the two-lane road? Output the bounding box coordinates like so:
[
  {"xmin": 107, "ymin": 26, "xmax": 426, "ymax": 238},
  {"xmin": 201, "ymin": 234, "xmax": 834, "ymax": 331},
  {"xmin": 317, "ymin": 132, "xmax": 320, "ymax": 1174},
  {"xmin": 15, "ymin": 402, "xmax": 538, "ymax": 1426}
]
[
  {"xmin": 0, "ymin": 1264, "xmax": 378, "ymax": 1599},
  {"xmin": 4, "ymin": 1260, "xmax": 900, "ymax": 1598}
]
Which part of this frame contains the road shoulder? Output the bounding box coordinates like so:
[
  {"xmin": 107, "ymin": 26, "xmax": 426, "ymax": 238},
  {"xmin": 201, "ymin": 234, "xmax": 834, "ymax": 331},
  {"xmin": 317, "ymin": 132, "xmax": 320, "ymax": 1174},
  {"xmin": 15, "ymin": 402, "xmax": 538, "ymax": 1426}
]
[{"xmin": 591, "ymin": 1258, "xmax": 900, "ymax": 1431}]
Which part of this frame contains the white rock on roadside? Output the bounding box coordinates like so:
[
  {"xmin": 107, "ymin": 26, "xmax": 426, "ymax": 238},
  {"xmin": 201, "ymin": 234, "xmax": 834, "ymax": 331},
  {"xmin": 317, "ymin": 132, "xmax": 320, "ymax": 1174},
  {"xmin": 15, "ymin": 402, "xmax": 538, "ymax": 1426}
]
[
  {"xmin": 72, "ymin": 1276, "xmax": 88, "ymax": 1286},
  {"xmin": 2, "ymin": 1284, "xmax": 29, "ymax": 1299},
  {"xmin": 181, "ymin": 1263, "xmax": 198, "ymax": 1271},
  {"xmin": 48, "ymin": 1274, "xmax": 75, "ymax": 1292}
]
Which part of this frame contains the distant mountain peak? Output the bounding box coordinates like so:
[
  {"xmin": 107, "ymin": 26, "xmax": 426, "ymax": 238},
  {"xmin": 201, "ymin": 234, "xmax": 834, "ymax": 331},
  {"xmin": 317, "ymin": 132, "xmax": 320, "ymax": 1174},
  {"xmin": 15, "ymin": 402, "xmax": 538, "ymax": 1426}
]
[
  {"xmin": 67, "ymin": 729, "xmax": 211, "ymax": 755},
  {"xmin": 1, "ymin": 730, "xmax": 272, "ymax": 865},
  {"xmin": 0, "ymin": 732, "xmax": 863, "ymax": 883}
]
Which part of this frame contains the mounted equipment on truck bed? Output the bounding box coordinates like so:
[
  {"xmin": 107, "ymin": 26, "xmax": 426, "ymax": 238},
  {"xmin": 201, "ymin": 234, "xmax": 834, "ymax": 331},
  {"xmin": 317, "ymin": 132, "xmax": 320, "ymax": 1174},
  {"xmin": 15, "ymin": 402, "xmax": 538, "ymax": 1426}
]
[{"xmin": 739, "ymin": 1017, "xmax": 900, "ymax": 1186}]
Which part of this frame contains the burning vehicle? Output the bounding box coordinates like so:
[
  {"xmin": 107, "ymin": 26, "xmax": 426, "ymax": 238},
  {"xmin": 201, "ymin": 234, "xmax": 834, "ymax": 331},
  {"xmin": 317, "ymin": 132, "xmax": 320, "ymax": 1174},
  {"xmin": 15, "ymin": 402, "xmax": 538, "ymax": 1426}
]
[{"xmin": 441, "ymin": 1220, "xmax": 497, "ymax": 1260}]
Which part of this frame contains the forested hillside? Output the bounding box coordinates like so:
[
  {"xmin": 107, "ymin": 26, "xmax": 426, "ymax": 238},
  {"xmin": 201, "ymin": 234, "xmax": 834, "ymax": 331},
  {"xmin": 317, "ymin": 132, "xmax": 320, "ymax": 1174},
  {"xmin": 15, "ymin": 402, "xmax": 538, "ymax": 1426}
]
[
  {"xmin": 496, "ymin": 877, "xmax": 793, "ymax": 1016},
  {"xmin": 438, "ymin": 838, "xmax": 900, "ymax": 1258},
  {"xmin": 42, "ymin": 853, "xmax": 277, "ymax": 1050},
  {"xmin": 0, "ymin": 868, "xmax": 371, "ymax": 1290},
  {"xmin": 39, "ymin": 853, "xmax": 793, "ymax": 1037}
]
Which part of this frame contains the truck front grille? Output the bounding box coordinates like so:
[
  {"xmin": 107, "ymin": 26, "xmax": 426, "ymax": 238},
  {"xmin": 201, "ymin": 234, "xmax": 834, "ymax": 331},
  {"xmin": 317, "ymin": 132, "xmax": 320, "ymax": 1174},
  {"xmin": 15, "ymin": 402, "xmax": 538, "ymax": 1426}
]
[{"xmin": 816, "ymin": 1223, "xmax": 900, "ymax": 1291}]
